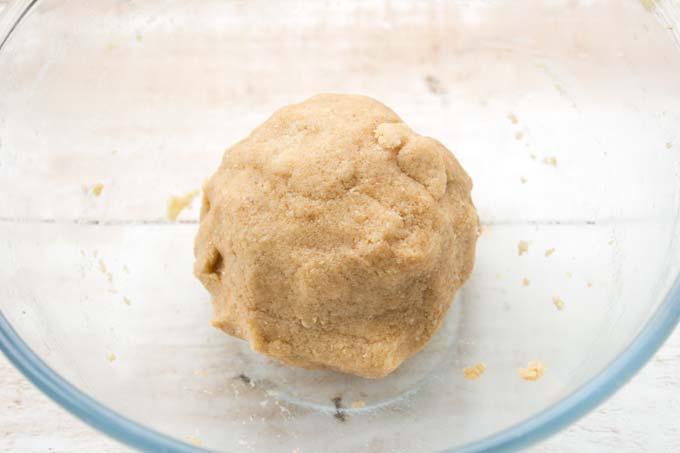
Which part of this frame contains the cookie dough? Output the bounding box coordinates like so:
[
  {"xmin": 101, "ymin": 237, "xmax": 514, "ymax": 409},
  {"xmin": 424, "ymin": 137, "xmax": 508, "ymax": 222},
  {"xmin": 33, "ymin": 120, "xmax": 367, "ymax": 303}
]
[
  {"xmin": 194, "ymin": 94, "xmax": 479, "ymax": 378},
  {"xmin": 518, "ymin": 361, "xmax": 546, "ymax": 381},
  {"xmin": 463, "ymin": 362, "xmax": 486, "ymax": 381},
  {"xmin": 167, "ymin": 190, "xmax": 200, "ymax": 221}
]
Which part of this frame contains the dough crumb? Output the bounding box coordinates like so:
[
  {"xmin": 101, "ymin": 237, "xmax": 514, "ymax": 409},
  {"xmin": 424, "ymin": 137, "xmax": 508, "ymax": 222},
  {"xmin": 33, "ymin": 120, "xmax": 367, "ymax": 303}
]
[
  {"xmin": 639, "ymin": 0, "xmax": 655, "ymax": 12},
  {"xmin": 518, "ymin": 240, "xmax": 530, "ymax": 256},
  {"xmin": 520, "ymin": 176, "xmax": 527, "ymax": 184},
  {"xmin": 106, "ymin": 353, "xmax": 117, "ymax": 362},
  {"xmin": 167, "ymin": 190, "xmax": 200, "ymax": 221},
  {"xmin": 123, "ymin": 297, "xmax": 131, "ymax": 306},
  {"xmin": 608, "ymin": 239, "xmax": 615, "ymax": 246},
  {"xmin": 518, "ymin": 361, "xmax": 545, "ymax": 381},
  {"xmin": 91, "ymin": 183, "xmax": 104, "ymax": 197},
  {"xmin": 515, "ymin": 131, "xmax": 524, "ymax": 141},
  {"xmin": 552, "ymin": 296, "xmax": 565, "ymax": 311},
  {"xmin": 194, "ymin": 369, "xmax": 207, "ymax": 378},
  {"xmin": 292, "ymin": 449, "xmax": 300, "ymax": 453},
  {"xmin": 495, "ymin": 273, "xmax": 502, "ymax": 280},
  {"xmin": 542, "ymin": 156, "xmax": 558, "ymax": 166},
  {"xmin": 98, "ymin": 258, "xmax": 107, "ymax": 274},
  {"xmin": 545, "ymin": 248, "xmax": 555, "ymax": 257},
  {"xmin": 530, "ymin": 153, "xmax": 537, "ymax": 160},
  {"xmin": 666, "ymin": 142, "xmax": 673, "ymax": 149},
  {"xmin": 587, "ymin": 281, "xmax": 593, "ymax": 288},
  {"xmin": 186, "ymin": 435, "xmax": 203, "ymax": 447},
  {"xmin": 123, "ymin": 265, "xmax": 130, "ymax": 274},
  {"xmin": 507, "ymin": 113, "xmax": 518, "ymax": 124},
  {"xmin": 463, "ymin": 362, "xmax": 486, "ymax": 381},
  {"xmin": 522, "ymin": 278, "xmax": 530, "ymax": 286},
  {"xmin": 351, "ymin": 400, "xmax": 366, "ymax": 409},
  {"xmin": 565, "ymin": 272, "xmax": 573, "ymax": 278}
]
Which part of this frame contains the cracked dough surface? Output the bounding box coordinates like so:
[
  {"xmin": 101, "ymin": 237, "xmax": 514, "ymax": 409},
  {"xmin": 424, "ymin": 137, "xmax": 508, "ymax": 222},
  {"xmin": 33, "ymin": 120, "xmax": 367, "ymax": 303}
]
[{"xmin": 194, "ymin": 94, "xmax": 479, "ymax": 378}]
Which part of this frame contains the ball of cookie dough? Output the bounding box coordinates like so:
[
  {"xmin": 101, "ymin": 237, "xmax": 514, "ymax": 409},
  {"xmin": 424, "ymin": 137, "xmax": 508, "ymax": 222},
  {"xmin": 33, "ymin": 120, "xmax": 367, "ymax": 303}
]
[{"xmin": 194, "ymin": 94, "xmax": 479, "ymax": 379}]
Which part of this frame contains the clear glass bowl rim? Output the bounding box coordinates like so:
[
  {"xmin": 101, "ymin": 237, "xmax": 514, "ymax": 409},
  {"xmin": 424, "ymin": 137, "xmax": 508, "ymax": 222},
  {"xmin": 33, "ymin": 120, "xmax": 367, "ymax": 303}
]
[{"xmin": 1, "ymin": 0, "xmax": 680, "ymax": 451}]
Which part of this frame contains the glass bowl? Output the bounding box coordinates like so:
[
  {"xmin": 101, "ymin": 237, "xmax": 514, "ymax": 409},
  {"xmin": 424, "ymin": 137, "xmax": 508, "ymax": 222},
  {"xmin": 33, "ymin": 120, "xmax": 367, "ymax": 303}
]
[{"xmin": 1, "ymin": 0, "xmax": 680, "ymax": 451}]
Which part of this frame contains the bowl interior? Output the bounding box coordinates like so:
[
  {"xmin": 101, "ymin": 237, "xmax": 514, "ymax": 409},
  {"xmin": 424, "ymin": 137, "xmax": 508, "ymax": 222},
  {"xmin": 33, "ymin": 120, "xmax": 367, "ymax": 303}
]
[{"xmin": 1, "ymin": 0, "xmax": 680, "ymax": 452}]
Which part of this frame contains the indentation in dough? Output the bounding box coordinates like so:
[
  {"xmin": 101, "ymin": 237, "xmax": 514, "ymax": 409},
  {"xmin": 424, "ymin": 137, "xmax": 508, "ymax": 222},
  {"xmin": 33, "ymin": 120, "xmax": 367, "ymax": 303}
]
[
  {"xmin": 396, "ymin": 137, "xmax": 447, "ymax": 199},
  {"xmin": 211, "ymin": 251, "xmax": 225, "ymax": 276},
  {"xmin": 202, "ymin": 247, "xmax": 225, "ymax": 277}
]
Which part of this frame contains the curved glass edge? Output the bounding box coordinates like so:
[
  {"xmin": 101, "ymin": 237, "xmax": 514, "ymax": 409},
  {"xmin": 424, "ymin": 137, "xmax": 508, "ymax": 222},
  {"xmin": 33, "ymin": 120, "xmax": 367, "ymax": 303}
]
[
  {"xmin": 3, "ymin": 0, "xmax": 206, "ymax": 450},
  {"xmin": 1, "ymin": 278, "xmax": 678, "ymax": 453},
  {"xmin": 0, "ymin": 0, "xmax": 37, "ymax": 52},
  {"xmin": 451, "ymin": 273, "xmax": 680, "ymax": 453},
  {"xmin": 0, "ymin": 312, "xmax": 212, "ymax": 453}
]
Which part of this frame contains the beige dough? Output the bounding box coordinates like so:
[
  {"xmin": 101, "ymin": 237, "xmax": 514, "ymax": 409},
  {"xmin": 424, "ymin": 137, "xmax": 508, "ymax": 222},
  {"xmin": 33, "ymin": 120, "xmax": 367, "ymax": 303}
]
[{"xmin": 194, "ymin": 94, "xmax": 479, "ymax": 378}]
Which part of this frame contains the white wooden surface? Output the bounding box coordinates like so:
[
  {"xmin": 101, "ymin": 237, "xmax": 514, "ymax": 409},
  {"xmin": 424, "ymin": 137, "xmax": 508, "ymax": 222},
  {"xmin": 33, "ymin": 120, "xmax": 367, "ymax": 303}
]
[{"xmin": 1, "ymin": 325, "xmax": 679, "ymax": 452}]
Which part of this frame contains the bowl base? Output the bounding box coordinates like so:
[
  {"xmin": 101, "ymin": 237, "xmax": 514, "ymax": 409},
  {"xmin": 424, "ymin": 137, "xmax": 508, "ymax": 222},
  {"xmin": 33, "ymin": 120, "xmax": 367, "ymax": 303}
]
[{"xmin": 236, "ymin": 301, "xmax": 461, "ymax": 413}]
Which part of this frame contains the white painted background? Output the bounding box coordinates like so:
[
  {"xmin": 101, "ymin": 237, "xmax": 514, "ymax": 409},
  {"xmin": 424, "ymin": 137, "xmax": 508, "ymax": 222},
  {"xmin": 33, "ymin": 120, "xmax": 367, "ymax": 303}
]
[{"xmin": 1, "ymin": 325, "xmax": 679, "ymax": 452}]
